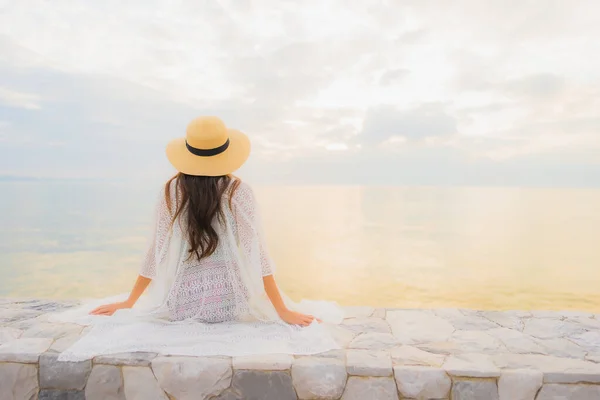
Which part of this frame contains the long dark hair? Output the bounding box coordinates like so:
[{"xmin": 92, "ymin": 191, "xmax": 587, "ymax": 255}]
[{"xmin": 165, "ymin": 173, "xmax": 241, "ymax": 261}]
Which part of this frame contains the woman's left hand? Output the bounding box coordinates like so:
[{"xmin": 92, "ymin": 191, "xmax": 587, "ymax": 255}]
[
  {"xmin": 278, "ymin": 309, "xmax": 322, "ymax": 326},
  {"xmin": 89, "ymin": 301, "xmax": 132, "ymax": 316}
]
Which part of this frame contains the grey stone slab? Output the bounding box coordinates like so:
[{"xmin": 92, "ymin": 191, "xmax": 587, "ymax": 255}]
[
  {"xmin": 534, "ymin": 337, "xmax": 586, "ymax": 359},
  {"xmin": 346, "ymin": 349, "xmax": 392, "ymax": 377},
  {"xmin": 152, "ymin": 356, "xmax": 232, "ymax": 400},
  {"xmin": 0, "ymin": 308, "xmax": 43, "ymax": 324},
  {"xmin": 39, "ymin": 352, "xmax": 92, "ymax": 390},
  {"xmin": 570, "ymin": 331, "xmax": 600, "ymax": 352},
  {"xmin": 348, "ymin": 332, "xmax": 399, "ymax": 350},
  {"xmin": 309, "ymin": 349, "xmax": 346, "ymax": 360},
  {"xmin": 324, "ymin": 323, "xmax": 357, "ymax": 348},
  {"xmin": 523, "ymin": 318, "xmax": 586, "ymax": 339},
  {"xmin": 21, "ymin": 322, "xmax": 83, "ymax": 340},
  {"xmin": 22, "ymin": 301, "xmax": 79, "ymax": 312},
  {"xmin": 452, "ymin": 379, "xmax": 499, "ymax": 400},
  {"xmin": 342, "ymin": 306, "xmax": 375, "ymax": 319},
  {"xmin": 480, "ymin": 311, "xmax": 524, "ymax": 331},
  {"xmin": 0, "ymin": 362, "xmax": 38, "ymax": 400},
  {"xmin": 38, "ymin": 390, "xmax": 85, "ymax": 400},
  {"xmin": 212, "ymin": 391, "xmax": 239, "ymax": 400},
  {"xmin": 94, "ymin": 351, "xmax": 158, "ymax": 366},
  {"xmin": 417, "ymin": 341, "xmax": 461, "ymax": 355},
  {"xmin": 292, "ymin": 357, "xmax": 347, "ymax": 399},
  {"xmin": 48, "ymin": 334, "xmax": 81, "ymax": 353},
  {"xmin": 0, "ymin": 337, "xmax": 53, "ymax": 362},
  {"xmin": 498, "ymin": 369, "xmax": 543, "ymax": 400},
  {"xmin": 487, "ymin": 327, "xmax": 546, "ymax": 354},
  {"xmin": 393, "ymin": 365, "xmax": 451, "ymax": 399},
  {"xmin": 233, "ymin": 353, "xmax": 293, "ymax": 370},
  {"xmin": 391, "ymin": 345, "xmax": 446, "ymax": 367},
  {"xmin": 85, "ymin": 364, "xmax": 125, "ymax": 400},
  {"xmin": 342, "ymin": 317, "xmax": 391, "ymax": 334},
  {"xmin": 122, "ymin": 366, "xmax": 169, "ymax": 400},
  {"xmin": 451, "ymin": 330, "xmax": 506, "ymax": 353},
  {"xmin": 491, "ymin": 353, "xmax": 600, "ymax": 383},
  {"xmin": 228, "ymin": 370, "xmax": 296, "ymax": 400},
  {"xmin": 434, "ymin": 309, "xmax": 499, "ymax": 331},
  {"xmin": 387, "ymin": 310, "xmax": 455, "ymax": 344},
  {"xmin": 341, "ymin": 376, "xmax": 398, "ymax": 400},
  {"xmin": 443, "ymin": 353, "xmax": 501, "ymax": 378},
  {"xmin": 536, "ymin": 384, "xmax": 600, "ymax": 399},
  {"xmin": 0, "ymin": 327, "xmax": 23, "ymax": 344}
]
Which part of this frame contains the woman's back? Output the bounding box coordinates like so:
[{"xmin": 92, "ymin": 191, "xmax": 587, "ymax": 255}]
[{"xmin": 141, "ymin": 176, "xmax": 273, "ymax": 322}]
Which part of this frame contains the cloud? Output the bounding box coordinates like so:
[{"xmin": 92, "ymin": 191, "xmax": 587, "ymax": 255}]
[
  {"xmin": 0, "ymin": 0, "xmax": 599, "ymax": 186},
  {"xmin": 379, "ymin": 69, "xmax": 410, "ymax": 86},
  {"xmin": 504, "ymin": 73, "xmax": 566, "ymax": 99},
  {"xmin": 360, "ymin": 104, "xmax": 457, "ymax": 145},
  {"xmin": 0, "ymin": 86, "xmax": 41, "ymax": 110}
]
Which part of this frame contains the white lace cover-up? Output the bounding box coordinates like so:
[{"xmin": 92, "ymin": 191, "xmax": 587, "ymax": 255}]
[{"xmin": 51, "ymin": 180, "xmax": 343, "ymax": 361}]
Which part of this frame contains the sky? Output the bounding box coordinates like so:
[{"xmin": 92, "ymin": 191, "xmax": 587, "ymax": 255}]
[{"xmin": 0, "ymin": 0, "xmax": 599, "ymax": 186}]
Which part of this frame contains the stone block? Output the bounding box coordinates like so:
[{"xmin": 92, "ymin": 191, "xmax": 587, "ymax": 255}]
[
  {"xmin": 233, "ymin": 353, "xmax": 293, "ymax": 370},
  {"xmin": 346, "ymin": 349, "xmax": 392, "ymax": 377},
  {"xmin": 224, "ymin": 370, "xmax": 297, "ymax": 400},
  {"xmin": 0, "ymin": 337, "xmax": 53, "ymax": 362},
  {"xmin": 21, "ymin": 322, "xmax": 82, "ymax": 339},
  {"xmin": 391, "ymin": 345, "xmax": 446, "ymax": 367},
  {"xmin": 348, "ymin": 332, "xmax": 398, "ymax": 350},
  {"xmin": 292, "ymin": 357, "xmax": 347, "ymax": 399},
  {"xmin": 342, "ymin": 306, "xmax": 375, "ymax": 319},
  {"xmin": 443, "ymin": 353, "xmax": 501, "ymax": 378},
  {"xmin": 151, "ymin": 356, "xmax": 232, "ymax": 400},
  {"xmin": 48, "ymin": 334, "xmax": 81, "ymax": 353},
  {"xmin": 85, "ymin": 364, "xmax": 125, "ymax": 400},
  {"xmin": 341, "ymin": 376, "xmax": 398, "ymax": 400},
  {"xmin": 393, "ymin": 365, "xmax": 451, "ymax": 399},
  {"xmin": 452, "ymin": 379, "xmax": 499, "ymax": 400},
  {"xmin": 39, "ymin": 352, "xmax": 92, "ymax": 390},
  {"xmin": 122, "ymin": 366, "xmax": 168, "ymax": 400},
  {"xmin": 498, "ymin": 369, "xmax": 543, "ymax": 400},
  {"xmin": 0, "ymin": 362, "xmax": 38, "ymax": 400},
  {"xmin": 342, "ymin": 317, "xmax": 391, "ymax": 334},
  {"xmin": 387, "ymin": 310, "xmax": 454, "ymax": 344},
  {"xmin": 536, "ymin": 384, "xmax": 600, "ymax": 400},
  {"xmin": 38, "ymin": 390, "xmax": 85, "ymax": 400},
  {"xmin": 0, "ymin": 327, "xmax": 23, "ymax": 344},
  {"xmin": 94, "ymin": 351, "xmax": 157, "ymax": 366}
]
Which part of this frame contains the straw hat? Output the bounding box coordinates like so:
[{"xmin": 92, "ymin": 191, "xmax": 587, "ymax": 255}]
[{"xmin": 166, "ymin": 116, "xmax": 251, "ymax": 176}]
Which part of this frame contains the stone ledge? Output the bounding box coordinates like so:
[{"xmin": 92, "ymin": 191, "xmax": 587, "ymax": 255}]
[{"xmin": 1, "ymin": 300, "xmax": 600, "ymax": 399}]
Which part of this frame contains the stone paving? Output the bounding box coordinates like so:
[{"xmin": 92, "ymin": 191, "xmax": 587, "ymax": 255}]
[{"xmin": 1, "ymin": 298, "xmax": 600, "ymax": 399}]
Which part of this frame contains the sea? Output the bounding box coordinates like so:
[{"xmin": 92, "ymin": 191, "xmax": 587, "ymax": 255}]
[{"xmin": 1, "ymin": 181, "xmax": 599, "ymax": 312}]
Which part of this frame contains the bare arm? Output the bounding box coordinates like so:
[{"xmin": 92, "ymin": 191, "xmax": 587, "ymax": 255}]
[
  {"xmin": 263, "ymin": 275, "xmax": 319, "ymax": 326},
  {"xmin": 263, "ymin": 275, "xmax": 287, "ymax": 314},
  {"xmin": 125, "ymin": 275, "xmax": 152, "ymax": 306},
  {"xmin": 90, "ymin": 275, "xmax": 151, "ymax": 315}
]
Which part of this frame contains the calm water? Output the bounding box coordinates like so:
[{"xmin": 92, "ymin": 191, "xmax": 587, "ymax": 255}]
[{"xmin": 1, "ymin": 182, "xmax": 599, "ymax": 312}]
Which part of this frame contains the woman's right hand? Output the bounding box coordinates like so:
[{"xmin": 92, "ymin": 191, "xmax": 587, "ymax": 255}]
[
  {"xmin": 89, "ymin": 301, "xmax": 132, "ymax": 316},
  {"xmin": 278, "ymin": 309, "xmax": 320, "ymax": 326}
]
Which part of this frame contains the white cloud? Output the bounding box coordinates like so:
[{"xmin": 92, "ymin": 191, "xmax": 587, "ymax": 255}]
[
  {"xmin": 0, "ymin": 86, "xmax": 41, "ymax": 110},
  {"xmin": 325, "ymin": 143, "xmax": 349, "ymax": 152},
  {"xmin": 0, "ymin": 0, "xmax": 599, "ymax": 184}
]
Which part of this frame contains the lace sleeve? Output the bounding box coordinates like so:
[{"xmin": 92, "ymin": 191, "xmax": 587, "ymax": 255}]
[
  {"xmin": 231, "ymin": 182, "xmax": 275, "ymax": 276},
  {"xmin": 139, "ymin": 183, "xmax": 174, "ymax": 279}
]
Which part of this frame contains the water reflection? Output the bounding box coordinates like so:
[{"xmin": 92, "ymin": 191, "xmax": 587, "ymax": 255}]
[{"xmin": 1, "ymin": 182, "xmax": 599, "ymax": 311}]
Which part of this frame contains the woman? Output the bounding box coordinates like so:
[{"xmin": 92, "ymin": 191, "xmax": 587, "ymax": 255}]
[{"xmin": 52, "ymin": 116, "xmax": 342, "ymax": 361}]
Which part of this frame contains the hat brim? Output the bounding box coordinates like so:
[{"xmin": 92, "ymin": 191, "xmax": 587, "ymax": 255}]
[{"xmin": 166, "ymin": 129, "xmax": 251, "ymax": 176}]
